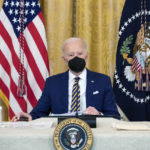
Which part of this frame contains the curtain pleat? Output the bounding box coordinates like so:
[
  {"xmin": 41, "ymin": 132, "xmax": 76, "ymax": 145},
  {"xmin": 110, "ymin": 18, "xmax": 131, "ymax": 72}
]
[{"xmin": 76, "ymin": 0, "xmax": 125, "ymax": 81}]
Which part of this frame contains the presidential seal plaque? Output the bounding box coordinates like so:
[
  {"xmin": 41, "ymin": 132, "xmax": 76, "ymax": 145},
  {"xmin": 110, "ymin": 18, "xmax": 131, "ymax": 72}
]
[{"xmin": 53, "ymin": 118, "xmax": 93, "ymax": 150}]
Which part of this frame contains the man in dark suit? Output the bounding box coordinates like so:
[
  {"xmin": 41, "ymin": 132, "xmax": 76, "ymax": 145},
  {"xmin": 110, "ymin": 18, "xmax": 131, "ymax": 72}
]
[{"xmin": 12, "ymin": 37, "xmax": 120, "ymax": 121}]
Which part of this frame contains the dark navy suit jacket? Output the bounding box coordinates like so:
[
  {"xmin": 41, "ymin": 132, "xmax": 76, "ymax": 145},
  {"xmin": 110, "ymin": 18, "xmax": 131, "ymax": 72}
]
[{"xmin": 30, "ymin": 69, "xmax": 120, "ymax": 119}]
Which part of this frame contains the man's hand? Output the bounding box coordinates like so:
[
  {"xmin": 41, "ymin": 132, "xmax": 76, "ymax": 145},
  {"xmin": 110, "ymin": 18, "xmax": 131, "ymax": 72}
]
[
  {"xmin": 11, "ymin": 112, "xmax": 32, "ymax": 122},
  {"xmin": 83, "ymin": 106, "xmax": 101, "ymax": 115}
]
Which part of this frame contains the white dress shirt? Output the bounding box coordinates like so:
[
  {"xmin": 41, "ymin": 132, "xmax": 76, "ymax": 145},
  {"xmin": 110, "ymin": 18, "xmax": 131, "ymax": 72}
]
[{"xmin": 68, "ymin": 69, "xmax": 87, "ymax": 112}]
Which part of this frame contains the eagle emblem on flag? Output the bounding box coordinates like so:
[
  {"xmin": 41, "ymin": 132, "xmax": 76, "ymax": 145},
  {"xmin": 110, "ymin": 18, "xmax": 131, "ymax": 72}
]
[{"xmin": 121, "ymin": 23, "xmax": 150, "ymax": 91}]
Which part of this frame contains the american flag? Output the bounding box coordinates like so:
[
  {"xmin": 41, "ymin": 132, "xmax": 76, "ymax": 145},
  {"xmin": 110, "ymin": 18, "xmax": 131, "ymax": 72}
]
[
  {"xmin": 132, "ymin": 51, "xmax": 144, "ymax": 72},
  {"xmin": 0, "ymin": 0, "xmax": 49, "ymax": 119}
]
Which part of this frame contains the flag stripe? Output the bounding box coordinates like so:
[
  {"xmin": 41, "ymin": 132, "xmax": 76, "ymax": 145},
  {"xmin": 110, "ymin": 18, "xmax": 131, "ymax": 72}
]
[
  {"xmin": 0, "ymin": 67, "xmax": 10, "ymax": 96},
  {"xmin": 34, "ymin": 13, "xmax": 48, "ymax": 50},
  {"xmin": 0, "ymin": 79, "xmax": 9, "ymax": 100},
  {"xmin": 38, "ymin": 11, "xmax": 45, "ymax": 25},
  {"xmin": 9, "ymin": 91, "xmax": 23, "ymax": 114},
  {"xmin": 22, "ymin": 37, "xmax": 45, "ymax": 90},
  {"xmin": 9, "ymin": 107, "xmax": 15, "ymax": 120},
  {"xmin": 0, "ymin": 51, "xmax": 11, "ymax": 76},
  {"xmin": 0, "ymin": 68, "xmax": 23, "ymax": 114},
  {"xmin": 28, "ymin": 19, "xmax": 49, "ymax": 71},
  {"xmin": 25, "ymin": 27, "xmax": 48, "ymax": 79},
  {"xmin": 1, "ymin": 63, "xmax": 27, "ymax": 112}
]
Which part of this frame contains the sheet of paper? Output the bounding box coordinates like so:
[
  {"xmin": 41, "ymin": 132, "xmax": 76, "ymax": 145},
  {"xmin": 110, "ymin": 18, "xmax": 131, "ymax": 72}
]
[
  {"xmin": 112, "ymin": 122, "xmax": 150, "ymax": 131},
  {"xmin": 0, "ymin": 121, "xmax": 53, "ymax": 129},
  {"xmin": 50, "ymin": 111, "xmax": 83, "ymax": 116}
]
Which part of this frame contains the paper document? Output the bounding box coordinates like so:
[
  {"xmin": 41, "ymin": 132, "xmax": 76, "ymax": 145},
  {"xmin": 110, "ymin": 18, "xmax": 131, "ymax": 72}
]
[
  {"xmin": 0, "ymin": 121, "xmax": 53, "ymax": 129},
  {"xmin": 50, "ymin": 111, "xmax": 83, "ymax": 116},
  {"xmin": 112, "ymin": 122, "xmax": 150, "ymax": 131}
]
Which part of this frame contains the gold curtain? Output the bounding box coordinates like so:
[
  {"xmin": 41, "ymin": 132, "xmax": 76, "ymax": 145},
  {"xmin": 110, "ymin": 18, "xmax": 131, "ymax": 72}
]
[
  {"xmin": 0, "ymin": 0, "xmax": 125, "ymax": 120},
  {"xmin": 39, "ymin": 0, "xmax": 74, "ymax": 74},
  {"xmin": 76, "ymin": 0, "xmax": 125, "ymax": 80},
  {"xmin": 39, "ymin": 0, "xmax": 125, "ymax": 81}
]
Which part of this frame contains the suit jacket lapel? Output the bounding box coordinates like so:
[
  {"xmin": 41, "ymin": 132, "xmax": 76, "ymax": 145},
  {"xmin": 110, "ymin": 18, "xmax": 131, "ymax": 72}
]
[
  {"xmin": 86, "ymin": 69, "xmax": 95, "ymax": 107},
  {"xmin": 60, "ymin": 71, "xmax": 69, "ymax": 113}
]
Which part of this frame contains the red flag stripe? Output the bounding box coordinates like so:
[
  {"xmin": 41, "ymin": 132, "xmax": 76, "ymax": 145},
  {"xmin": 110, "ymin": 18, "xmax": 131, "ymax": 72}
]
[
  {"xmin": 9, "ymin": 107, "xmax": 15, "ymax": 120},
  {"xmin": 0, "ymin": 79, "xmax": 9, "ymax": 100},
  {"xmin": 26, "ymin": 81, "xmax": 38, "ymax": 107},
  {"xmin": 0, "ymin": 54, "xmax": 27, "ymax": 112},
  {"xmin": 10, "ymin": 79, "xmax": 27, "ymax": 112},
  {"xmin": 21, "ymin": 36, "xmax": 45, "ymax": 90},
  {"xmin": 24, "ymin": 28, "xmax": 48, "ymax": 79},
  {"xmin": 27, "ymin": 21, "xmax": 49, "ymax": 71},
  {"xmin": 0, "ymin": 50, "xmax": 11, "ymax": 77},
  {"xmin": 35, "ymin": 13, "xmax": 48, "ymax": 54},
  {"xmin": 38, "ymin": 12, "xmax": 45, "ymax": 25}
]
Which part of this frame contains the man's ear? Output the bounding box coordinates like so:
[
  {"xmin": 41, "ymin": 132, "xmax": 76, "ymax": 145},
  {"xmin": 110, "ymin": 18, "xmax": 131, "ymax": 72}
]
[{"xmin": 62, "ymin": 56, "xmax": 68, "ymax": 65}]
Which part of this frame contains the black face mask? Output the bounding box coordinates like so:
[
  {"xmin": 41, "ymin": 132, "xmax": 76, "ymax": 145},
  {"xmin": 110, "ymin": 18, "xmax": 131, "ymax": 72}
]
[{"xmin": 68, "ymin": 57, "xmax": 86, "ymax": 73}]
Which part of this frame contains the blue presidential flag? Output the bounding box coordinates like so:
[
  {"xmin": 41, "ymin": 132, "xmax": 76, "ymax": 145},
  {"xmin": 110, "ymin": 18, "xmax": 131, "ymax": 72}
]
[{"xmin": 113, "ymin": 0, "xmax": 150, "ymax": 121}]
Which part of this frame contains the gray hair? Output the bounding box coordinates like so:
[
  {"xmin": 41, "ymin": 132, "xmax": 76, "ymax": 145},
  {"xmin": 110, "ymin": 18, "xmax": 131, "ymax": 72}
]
[{"xmin": 62, "ymin": 37, "xmax": 87, "ymax": 52}]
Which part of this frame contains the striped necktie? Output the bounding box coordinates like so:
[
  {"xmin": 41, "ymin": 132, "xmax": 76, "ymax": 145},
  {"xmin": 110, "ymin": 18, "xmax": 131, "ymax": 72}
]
[{"xmin": 71, "ymin": 77, "xmax": 80, "ymax": 112}]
